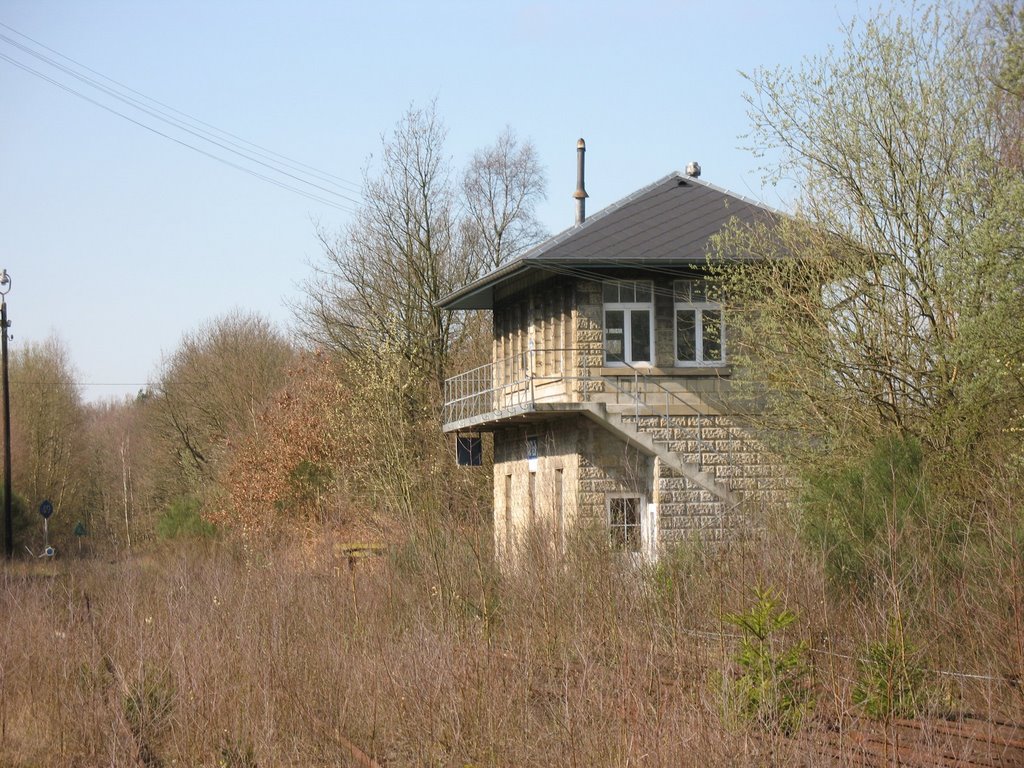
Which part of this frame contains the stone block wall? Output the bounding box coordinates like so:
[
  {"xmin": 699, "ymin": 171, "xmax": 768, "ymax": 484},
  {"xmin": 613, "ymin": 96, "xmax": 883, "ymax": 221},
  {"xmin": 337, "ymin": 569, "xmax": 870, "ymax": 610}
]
[
  {"xmin": 628, "ymin": 414, "xmax": 791, "ymax": 545},
  {"xmin": 573, "ymin": 280, "xmax": 604, "ymax": 396},
  {"xmin": 493, "ymin": 416, "xmax": 652, "ymax": 555},
  {"xmin": 493, "ymin": 279, "xmax": 575, "ymax": 386},
  {"xmin": 655, "ymin": 464, "xmax": 747, "ymax": 544},
  {"xmin": 493, "ymin": 422, "xmax": 577, "ymax": 557},
  {"xmin": 575, "ymin": 419, "xmax": 652, "ymax": 525}
]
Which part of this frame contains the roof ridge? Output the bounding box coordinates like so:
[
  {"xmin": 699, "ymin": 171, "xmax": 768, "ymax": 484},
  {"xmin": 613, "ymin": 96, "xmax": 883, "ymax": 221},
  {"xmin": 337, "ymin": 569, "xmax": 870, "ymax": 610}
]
[
  {"xmin": 520, "ymin": 172, "xmax": 686, "ymax": 262},
  {"xmin": 677, "ymin": 173, "xmax": 789, "ymax": 218},
  {"xmin": 440, "ymin": 170, "xmax": 783, "ymax": 310}
]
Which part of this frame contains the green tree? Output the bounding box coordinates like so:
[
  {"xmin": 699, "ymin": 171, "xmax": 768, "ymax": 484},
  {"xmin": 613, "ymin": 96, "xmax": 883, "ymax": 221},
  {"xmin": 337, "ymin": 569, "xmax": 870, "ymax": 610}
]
[
  {"xmin": 802, "ymin": 436, "xmax": 929, "ymax": 592},
  {"xmin": 715, "ymin": 0, "xmax": 1024, "ymax": 467},
  {"xmin": 9, "ymin": 336, "xmax": 86, "ymax": 546},
  {"xmin": 722, "ymin": 586, "xmax": 814, "ymax": 735}
]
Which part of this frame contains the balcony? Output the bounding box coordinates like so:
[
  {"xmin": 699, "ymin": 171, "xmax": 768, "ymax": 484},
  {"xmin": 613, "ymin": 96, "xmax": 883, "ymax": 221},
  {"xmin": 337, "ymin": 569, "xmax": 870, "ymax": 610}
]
[
  {"xmin": 442, "ymin": 347, "xmax": 736, "ymax": 433},
  {"xmin": 442, "ymin": 350, "xmax": 573, "ymax": 432}
]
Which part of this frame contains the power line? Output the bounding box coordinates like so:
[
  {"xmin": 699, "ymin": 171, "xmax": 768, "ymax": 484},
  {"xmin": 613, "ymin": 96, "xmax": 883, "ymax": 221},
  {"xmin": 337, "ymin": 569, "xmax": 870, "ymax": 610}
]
[
  {"xmin": 2, "ymin": 21, "xmax": 362, "ymax": 195},
  {"xmin": 0, "ymin": 52, "xmax": 356, "ymax": 213},
  {"xmin": 0, "ymin": 23, "xmax": 363, "ymax": 212},
  {"xmin": 0, "ymin": 30, "xmax": 362, "ymax": 207}
]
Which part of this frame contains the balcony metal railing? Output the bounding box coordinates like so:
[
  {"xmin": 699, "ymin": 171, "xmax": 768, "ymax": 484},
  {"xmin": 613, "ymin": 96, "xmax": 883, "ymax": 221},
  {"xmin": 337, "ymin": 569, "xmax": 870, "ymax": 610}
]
[
  {"xmin": 443, "ymin": 352, "xmax": 523, "ymax": 426},
  {"xmin": 443, "ymin": 346, "xmax": 772, "ymax": 482},
  {"xmin": 442, "ymin": 346, "xmax": 737, "ymax": 426}
]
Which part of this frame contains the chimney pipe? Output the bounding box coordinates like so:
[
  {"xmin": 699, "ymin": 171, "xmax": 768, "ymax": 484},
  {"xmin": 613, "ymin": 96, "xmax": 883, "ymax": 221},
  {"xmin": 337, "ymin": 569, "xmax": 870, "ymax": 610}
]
[{"xmin": 573, "ymin": 138, "xmax": 588, "ymax": 225}]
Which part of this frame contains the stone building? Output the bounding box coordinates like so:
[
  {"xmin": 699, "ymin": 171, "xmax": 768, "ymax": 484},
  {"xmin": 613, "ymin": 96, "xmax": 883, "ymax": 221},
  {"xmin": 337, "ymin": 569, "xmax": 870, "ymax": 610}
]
[{"xmin": 440, "ymin": 144, "xmax": 787, "ymax": 561}]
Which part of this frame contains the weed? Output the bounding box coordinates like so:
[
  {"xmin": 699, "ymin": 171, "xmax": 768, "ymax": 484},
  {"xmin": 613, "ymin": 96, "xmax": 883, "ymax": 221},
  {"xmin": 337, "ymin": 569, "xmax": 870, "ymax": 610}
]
[
  {"xmin": 218, "ymin": 737, "xmax": 258, "ymax": 768},
  {"xmin": 122, "ymin": 665, "xmax": 176, "ymax": 767}
]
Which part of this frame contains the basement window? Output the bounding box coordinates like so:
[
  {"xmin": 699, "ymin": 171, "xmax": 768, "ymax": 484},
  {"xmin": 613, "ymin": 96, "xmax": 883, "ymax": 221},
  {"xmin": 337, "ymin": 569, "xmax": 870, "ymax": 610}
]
[
  {"xmin": 603, "ymin": 280, "xmax": 653, "ymax": 366},
  {"xmin": 608, "ymin": 495, "xmax": 642, "ymax": 552},
  {"xmin": 674, "ymin": 278, "xmax": 724, "ymax": 366}
]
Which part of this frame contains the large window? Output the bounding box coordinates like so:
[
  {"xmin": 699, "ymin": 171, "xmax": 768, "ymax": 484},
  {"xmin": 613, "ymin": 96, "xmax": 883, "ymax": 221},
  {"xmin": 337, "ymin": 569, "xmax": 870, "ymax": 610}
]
[
  {"xmin": 603, "ymin": 280, "xmax": 653, "ymax": 366},
  {"xmin": 674, "ymin": 278, "xmax": 724, "ymax": 366},
  {"xmin": 608, "ymin": 495, "xmax": 643, "ymax": 552}
]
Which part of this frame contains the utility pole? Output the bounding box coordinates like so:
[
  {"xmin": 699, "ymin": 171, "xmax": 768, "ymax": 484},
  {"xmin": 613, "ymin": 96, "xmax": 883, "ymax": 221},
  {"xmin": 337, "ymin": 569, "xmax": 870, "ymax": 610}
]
[{"xmin": 1, "ymin": 270, "xmax": 11, "ymax": 560}]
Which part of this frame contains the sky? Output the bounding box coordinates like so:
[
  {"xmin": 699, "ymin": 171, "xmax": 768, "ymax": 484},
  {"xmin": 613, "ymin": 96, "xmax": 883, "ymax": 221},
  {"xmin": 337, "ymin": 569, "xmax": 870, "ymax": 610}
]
[{"xmin": 1, "ymin": 0, "xmax": 865, "ymax": 403}]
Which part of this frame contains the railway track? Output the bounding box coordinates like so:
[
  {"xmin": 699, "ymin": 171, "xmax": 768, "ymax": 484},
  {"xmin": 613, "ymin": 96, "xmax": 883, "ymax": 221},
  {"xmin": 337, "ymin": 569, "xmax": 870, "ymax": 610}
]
[
  {"xmin": 324, "ymin": 641, "xmax": 1021, "ymax": 766},
  {"xmin": 792, "ymin": 715, "xmax": 1024, "ymax": 767}
]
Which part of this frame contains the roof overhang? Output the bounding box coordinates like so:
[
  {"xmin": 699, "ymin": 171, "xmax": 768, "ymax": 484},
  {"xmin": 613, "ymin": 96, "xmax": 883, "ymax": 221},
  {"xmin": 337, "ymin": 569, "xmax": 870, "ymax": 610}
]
[
  {"xmin": 441, "ymin": 262, "xmax": 533, "ymax": 310},
  {"xmin": 438, "ymin": 171, "xmax": 786, "ymax": 312}
]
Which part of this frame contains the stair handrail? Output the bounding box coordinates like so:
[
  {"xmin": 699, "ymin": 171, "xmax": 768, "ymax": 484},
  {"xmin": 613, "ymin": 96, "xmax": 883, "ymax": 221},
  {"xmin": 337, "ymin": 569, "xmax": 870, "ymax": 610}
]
[
  {"xmin": 443, "ymin": 346, "xmax": 765, "ymax": 467},
  {"xmin": 607, "ymin": 357, "xmax": 765, "ymax": 476}
]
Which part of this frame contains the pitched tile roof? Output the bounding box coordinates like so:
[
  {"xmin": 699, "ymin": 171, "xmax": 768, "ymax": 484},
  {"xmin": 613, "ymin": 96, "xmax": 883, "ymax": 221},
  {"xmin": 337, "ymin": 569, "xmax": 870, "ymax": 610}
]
[{"xmin": 441, "ymin": 171, "xmax": 780, "ymax": 310}]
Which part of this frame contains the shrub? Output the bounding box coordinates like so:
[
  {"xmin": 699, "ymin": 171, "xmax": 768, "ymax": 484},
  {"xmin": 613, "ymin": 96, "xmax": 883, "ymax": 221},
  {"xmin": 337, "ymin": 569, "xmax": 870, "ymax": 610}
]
[
  {"xmin": 721, "ymin": 586, "xmax": 814, "ymax": 735},
  {"xmin": 156, "ymin": 497, "xmax": 217, "ymax": 540},
  {"xmin": 852, "ymin": 628, "xmax": 926, "ymax": 720}
]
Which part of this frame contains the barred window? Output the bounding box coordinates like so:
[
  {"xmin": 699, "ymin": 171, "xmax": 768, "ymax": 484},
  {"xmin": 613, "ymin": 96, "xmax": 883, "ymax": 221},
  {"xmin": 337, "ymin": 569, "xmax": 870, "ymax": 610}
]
[{"xmin": 608, "ymin": 496, "xmax": 642, "ymax": 552}]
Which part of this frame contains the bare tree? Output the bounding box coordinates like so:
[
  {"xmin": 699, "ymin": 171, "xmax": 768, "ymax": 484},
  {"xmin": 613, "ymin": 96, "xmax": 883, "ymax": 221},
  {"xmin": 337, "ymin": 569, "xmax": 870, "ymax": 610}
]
[
  {"xmin": 462, "ymin": 127, "xmax": 547, "ymax": 270},
  {"xmin": 299, "ymin": 102, "xmax": 477, "ymax": 395},
  {"xmin": 152, "ymin": 310, "xmax": 295, "ymax": 493},
  {"xmin": 298, "ymin": 107, "xmax": 549, "ymax": 399}
]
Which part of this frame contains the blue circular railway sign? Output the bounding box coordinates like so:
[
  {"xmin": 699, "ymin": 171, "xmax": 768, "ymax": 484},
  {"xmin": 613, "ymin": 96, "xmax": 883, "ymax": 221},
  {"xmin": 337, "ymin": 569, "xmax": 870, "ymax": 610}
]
[{"xmin": 39, "ymin": 500, "xmax": 53, "ymax": 520}]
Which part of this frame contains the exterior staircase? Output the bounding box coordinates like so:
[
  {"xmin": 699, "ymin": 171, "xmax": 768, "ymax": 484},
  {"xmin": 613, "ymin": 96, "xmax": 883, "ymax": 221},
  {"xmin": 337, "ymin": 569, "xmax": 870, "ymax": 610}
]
[
  {"xmin": 441, "ymin": 352, "xmax": 780, "ymax": 513},
  {"xmin": 578, "ymin": 402, "xmax": 742, "ymax": 507}
]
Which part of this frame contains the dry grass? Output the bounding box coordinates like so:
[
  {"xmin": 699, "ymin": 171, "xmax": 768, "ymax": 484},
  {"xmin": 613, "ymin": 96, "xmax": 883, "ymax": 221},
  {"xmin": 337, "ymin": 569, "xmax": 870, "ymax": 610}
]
[{"xmin": 0, "ymin": 509, "xmax": 1020, "ymax": 767}]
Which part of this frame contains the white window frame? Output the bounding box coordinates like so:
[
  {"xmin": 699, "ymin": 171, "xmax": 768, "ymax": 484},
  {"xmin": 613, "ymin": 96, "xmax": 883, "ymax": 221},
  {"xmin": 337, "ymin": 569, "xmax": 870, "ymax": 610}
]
[
  {"xmin": 607, "ymin": 493, "xmax": 646, "ymax": 553},
  {"xmin": 673, "ymin": 278, "xmax": 726, "ymax": 367},
  {"xmin": 603, "ymin": 280, "xmax": 654, "ymax": 367}
]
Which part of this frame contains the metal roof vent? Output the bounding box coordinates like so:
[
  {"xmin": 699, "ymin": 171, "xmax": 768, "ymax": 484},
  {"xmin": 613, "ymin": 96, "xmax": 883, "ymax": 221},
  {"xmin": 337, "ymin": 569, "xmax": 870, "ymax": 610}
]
[
  {"xmin": 685, "ymin": 161, "xmax": 701, "ymax": 178},
  {"xmin": 573, "ymin": 138, "xmax": 588, "ymax": 225}
]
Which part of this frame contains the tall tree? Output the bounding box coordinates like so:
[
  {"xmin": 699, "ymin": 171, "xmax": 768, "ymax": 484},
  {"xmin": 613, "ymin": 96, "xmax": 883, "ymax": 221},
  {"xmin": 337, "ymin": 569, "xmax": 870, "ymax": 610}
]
[
  {"xmin": 715, "ymin": 0, "xmax": 1024, "ymax": 465},
  {"xmin": 300, "ymin": 102, "xmax": 468, "ymax": 394},
  {"xmin": 298, "ymin": 105, "xmax": 548, "ymax": 398},
  {"xmin": 152, "ymin": 311, "xmax": 295, "ymax": 495},
  {"xmin": 462, "ymin": 126, "xmax": 547, "ymax": 270}
]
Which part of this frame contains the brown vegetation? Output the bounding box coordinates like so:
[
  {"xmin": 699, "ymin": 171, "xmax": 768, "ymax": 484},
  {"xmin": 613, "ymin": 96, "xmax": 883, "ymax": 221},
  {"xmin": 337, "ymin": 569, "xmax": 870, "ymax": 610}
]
[
  {"xmin": 1, "ymin": 510, "xmax": 1021, "ymax": 766},
  {"xmin": 1, "ymin": 4, "xmax": 1021, "ymax": 765}
]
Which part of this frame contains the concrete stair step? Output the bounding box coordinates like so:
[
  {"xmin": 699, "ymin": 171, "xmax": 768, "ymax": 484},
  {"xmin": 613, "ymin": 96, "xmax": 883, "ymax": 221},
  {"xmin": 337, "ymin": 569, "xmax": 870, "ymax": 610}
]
[{"xmin": 592, "ymin": 408, "xmax": 740, "ymax": 506}]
